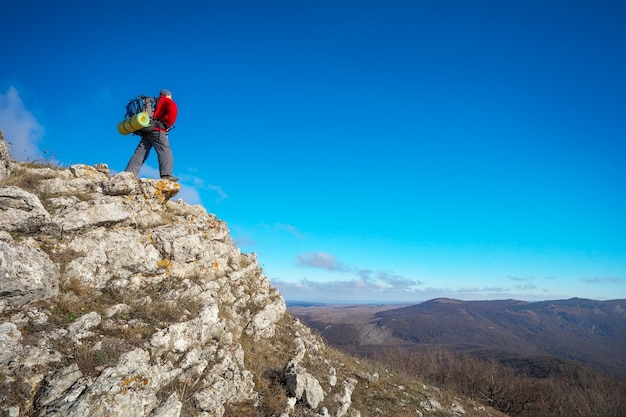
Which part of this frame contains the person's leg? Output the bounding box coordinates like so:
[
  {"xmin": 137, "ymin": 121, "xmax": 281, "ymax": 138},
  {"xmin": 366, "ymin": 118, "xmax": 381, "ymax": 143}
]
[
  {"xmin": 153, "ymin": 130, "xmax": 174, "ymax": 177},
  {"xmin": 125, "ymin": 135, "xmax": 153, "ymax": 175}
]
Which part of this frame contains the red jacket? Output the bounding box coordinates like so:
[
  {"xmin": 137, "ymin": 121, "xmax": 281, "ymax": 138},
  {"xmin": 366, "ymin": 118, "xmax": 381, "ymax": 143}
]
[{"xmin": 153, "ymin": 96, "xmax": 178, "ymax": 131}]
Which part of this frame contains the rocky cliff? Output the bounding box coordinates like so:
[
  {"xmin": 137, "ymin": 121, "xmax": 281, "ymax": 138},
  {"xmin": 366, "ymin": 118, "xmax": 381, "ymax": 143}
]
[{"xmin": 0, "ymin": 131, "xmax": 507, "ymax": 417}]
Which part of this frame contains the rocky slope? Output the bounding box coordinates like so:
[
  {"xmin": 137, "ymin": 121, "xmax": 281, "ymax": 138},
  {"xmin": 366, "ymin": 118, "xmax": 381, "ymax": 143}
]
[{"xmin": 0, "ymin": 131, "xmax": 507, "ymax": 417}]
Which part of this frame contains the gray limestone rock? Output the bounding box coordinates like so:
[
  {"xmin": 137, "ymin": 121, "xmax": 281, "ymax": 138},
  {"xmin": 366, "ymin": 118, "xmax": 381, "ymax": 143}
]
[{"xmin": 0, "ymin": 186, "xmax": 51, "ymax": 233}]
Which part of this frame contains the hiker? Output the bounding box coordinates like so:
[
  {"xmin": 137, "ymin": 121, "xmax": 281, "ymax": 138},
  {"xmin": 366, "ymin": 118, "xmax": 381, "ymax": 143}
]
[{"xmin": 125, "ymin": 89, "xmax": 179, "ymax": 181}]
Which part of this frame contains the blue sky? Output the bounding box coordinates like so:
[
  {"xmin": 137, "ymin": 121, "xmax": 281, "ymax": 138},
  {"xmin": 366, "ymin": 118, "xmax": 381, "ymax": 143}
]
[{"xmin": 1, "ymin": 0, "xmax": 625, "ymax": 303}]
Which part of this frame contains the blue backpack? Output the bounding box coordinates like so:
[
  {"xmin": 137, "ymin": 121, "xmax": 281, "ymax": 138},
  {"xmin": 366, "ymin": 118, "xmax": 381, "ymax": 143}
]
[{"xmin": 124, "ymin": 95, "xmax": 157, "ymax": 135}]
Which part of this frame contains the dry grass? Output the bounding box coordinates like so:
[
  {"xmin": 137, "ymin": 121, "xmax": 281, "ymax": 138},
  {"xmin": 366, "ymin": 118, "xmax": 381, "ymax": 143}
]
[
  {"xmin": 72, "ymin": 341, "xmax": 122, "ymax": 377},
  {"xmin": 13, "ymin": 274, "xmax": 209, "ymax": 383},
  {"xmin": 0, "ymin": 165, "xmax": 57, "ymax": 194},
  {"xmin": 0, "ymin": 374, "xmax": 32, "ymax": 413},
  {"xmin": 223, "ymin": 316, "xmax": 300, "ymax": 417}
]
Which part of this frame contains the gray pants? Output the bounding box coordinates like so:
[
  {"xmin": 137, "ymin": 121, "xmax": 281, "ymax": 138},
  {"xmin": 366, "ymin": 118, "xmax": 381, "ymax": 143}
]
[{"xmin": 125, "ymin": 129, "xmax": 173, "ymax": 177}]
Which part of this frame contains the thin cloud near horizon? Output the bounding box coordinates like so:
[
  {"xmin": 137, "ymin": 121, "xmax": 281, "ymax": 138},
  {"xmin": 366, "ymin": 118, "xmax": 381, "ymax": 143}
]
[
  {"xmin": 581, "ymin": 276, "xmax": 623, "ymax": 284},
  {"xmin": 292, "ymin": 251, "xmax": 423, "ymax": 295},
  {"xmin": 271, "ymin": 275, "xmax": 593, "ymax": 303}
]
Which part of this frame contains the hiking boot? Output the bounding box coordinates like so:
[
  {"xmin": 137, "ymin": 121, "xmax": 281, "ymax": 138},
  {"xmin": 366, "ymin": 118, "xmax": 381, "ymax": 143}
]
[{"xmin": 161, "ymin": 175, "xmax": 179, "ymax": 182}]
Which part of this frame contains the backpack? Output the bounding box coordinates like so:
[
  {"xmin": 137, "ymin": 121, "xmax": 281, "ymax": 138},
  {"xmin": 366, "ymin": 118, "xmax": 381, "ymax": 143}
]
[{"xmin": 124, "ymin": 95, "xmax": 157, "ymax": 135}]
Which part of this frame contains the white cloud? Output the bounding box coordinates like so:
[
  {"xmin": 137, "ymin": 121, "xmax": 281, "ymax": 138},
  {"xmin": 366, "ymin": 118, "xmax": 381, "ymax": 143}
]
[
  {"xmin": 357, "ymin": 269, "xmax": 421, "ymax": 288},
  {"xmin": 297, "ymin": 251, "xmax": 349, "ymax": 271},
  {"xmin": 515, "ymin": 284, "xmax": 538, "ymax": 291},
  {"xmin": 377, "ymin": 271, "xmax": 421, "ymax": 289},
  {"xmin": 291, "ymin": 251, "xmax": 422, "ymax": 299},
  {"xmin": 0, "ymin": 86, "xmax": 44, "ymax": 161},
  {"xmin": 296, "ymin": 252, "xmax": 421, "ymax": 285},
  {"xmin": 581, "ymin": 276, "xmax": 623, "ymax": 284},
  {"xmin": 277, "ymin": 251, "xmax": 424, "ymax": 302}
]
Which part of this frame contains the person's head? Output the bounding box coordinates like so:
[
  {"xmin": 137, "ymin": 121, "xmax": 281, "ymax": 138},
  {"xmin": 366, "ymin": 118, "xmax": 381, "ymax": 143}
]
[{"xmin": 160, "ymin": 89, "xmax": 172, "ymax": 98}]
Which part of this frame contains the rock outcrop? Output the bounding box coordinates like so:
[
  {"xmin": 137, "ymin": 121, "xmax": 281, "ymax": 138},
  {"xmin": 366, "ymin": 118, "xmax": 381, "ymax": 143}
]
[{"xmin": 0, "ymin": 131, "xmax": 507, "ymax": 417}]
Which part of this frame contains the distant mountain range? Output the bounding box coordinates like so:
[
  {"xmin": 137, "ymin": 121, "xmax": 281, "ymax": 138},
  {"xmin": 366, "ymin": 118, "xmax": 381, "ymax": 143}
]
[{"xmin": 289, "ymin": 297, "xmax": 626, "ymax": 380}]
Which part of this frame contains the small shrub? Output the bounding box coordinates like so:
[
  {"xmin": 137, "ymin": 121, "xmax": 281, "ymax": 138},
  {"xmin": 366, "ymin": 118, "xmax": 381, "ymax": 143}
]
[
  {"xmin": 0, "ymin": 375, "xmax": 32, "ymax": 410},
  {"xmin": 73, "ymin": 344, "xmax": 117, "ymax": 377}
]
